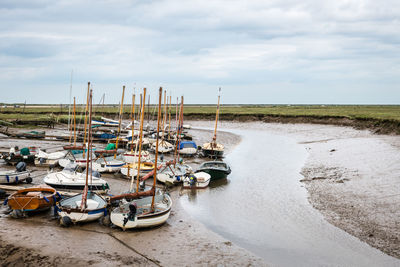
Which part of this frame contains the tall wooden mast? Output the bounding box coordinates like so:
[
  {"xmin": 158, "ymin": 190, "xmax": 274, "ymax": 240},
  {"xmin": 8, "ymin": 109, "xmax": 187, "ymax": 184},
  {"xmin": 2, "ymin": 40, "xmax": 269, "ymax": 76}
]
[
  {"xmin": 114, "ymin": 85, "xmax": 125, "ymax": 159},
  {"xmin": 136, "ymin": 88, "xmax": 146, "ymax": 193},
  {"xmin": 212, "ymin": 87, "xmax": 221, "ymax": 143},
  {"xmin": 81, "ymin": 88, "xmax": 93, "ymax": 211},
  {"xmin": 151, "ymin": 87, "xmax": 162, "ymax": 212},
  {"xmin": 73, "ymin": 97, "xmax": 76, "ymax": 146},
  {"xmin": 82, "ymin": 82, "xmax": 90, "ymax": 157},
  {"xmin": 168, "ymin": 95, "xmax": 171, "ymax": 139},
  {"xmin": 130, "ymin": 93, "xmax": 136, "ymax": 154}
]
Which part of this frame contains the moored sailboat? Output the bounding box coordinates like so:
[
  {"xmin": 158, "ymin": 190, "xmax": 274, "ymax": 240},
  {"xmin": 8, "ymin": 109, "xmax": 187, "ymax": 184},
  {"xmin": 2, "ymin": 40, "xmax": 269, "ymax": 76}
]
[
  {"xmin": 56, "ymin": 87, "xmax": 108, "ymax": 226},
  {"xmin": 202, "ymin": 87, "xmax": 224, "ymax": 158},
  {"xmin": 111, "ymin": 87, "xmax": 172, "ymax": 230}
]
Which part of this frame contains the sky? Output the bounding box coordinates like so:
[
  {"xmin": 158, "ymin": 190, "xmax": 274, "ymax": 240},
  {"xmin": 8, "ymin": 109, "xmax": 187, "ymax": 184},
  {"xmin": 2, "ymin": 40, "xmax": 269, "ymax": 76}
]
[{"xmin": 0, "ymin": 0, "xmax": 399, "ymax": 104}]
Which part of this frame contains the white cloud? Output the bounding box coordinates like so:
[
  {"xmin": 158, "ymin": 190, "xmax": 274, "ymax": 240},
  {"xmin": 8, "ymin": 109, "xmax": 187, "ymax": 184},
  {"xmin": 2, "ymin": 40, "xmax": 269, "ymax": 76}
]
[{"xmin": 0, "ymin": 0, "xmax": 399, "ymax": 103}]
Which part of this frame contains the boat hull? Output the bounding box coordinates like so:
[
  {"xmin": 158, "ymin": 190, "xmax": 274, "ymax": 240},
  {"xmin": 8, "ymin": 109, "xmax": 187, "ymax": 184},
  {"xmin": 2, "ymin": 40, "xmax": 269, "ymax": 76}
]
[
  {"xmin": 4, "ymin": 155, "xmax": 35, "ymax": 165},
  {"xmin": 7, "ymin": 187, "xmax": 58, "ymax": 212},
  {"xmin": 57, "ymin": 193, "xmax": 107, "ymax": 224},
  {"xmin": 34, "ymin": 158, "xmax": 59, "ymax": 167},
  {"xmin": 110, "ymin": 194, "xmax": 172, "ymax": 230},
  {"xmin": 0, "ymin": 171, "xmax": 30, "ymax": 184},
  {"xmin": 182, "ymin": 172, "xmax": 211, "ymax": 189},
  {"xmin": 199, "ymin": 169, "xmax": 229, "ymax": 180},
  {"xmin": 43, "ymin": 171, "xmax": 109, "ymax": 193},
  {"xmin": 202, "ymin": 148, "xmax": 224, "ymax": 158}
]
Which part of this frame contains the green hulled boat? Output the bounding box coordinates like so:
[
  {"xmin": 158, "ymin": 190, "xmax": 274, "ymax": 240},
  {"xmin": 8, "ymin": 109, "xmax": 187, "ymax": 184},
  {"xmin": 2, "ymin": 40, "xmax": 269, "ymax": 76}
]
[{"xmin": 196, "ymin": 161, "xmax": 231, "ymax": 180}]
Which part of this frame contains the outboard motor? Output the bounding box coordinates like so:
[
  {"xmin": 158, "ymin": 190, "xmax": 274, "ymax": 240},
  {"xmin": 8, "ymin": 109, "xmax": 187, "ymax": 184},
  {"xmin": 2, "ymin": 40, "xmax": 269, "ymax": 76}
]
[
  {"xmin": 189, "ymin": 174, "xmax": 197, "ymax": 187},
  {"xmin": 123, "ymin": 202, "xmax": 137, "ymax": 226},
  {"xmin": 16, "ymin": 162, "xmax": 26, "ymax": 172},
  {"xmin": 139, "ymin": 181, "xmax": 146, "ymax": 191}
]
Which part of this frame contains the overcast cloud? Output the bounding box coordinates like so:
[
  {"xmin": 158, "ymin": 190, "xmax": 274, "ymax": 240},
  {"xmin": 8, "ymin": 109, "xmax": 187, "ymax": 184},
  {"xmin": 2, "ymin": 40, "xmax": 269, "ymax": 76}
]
[{"xmin": 0, "ymin": 0, "xmax": 399, "ymax": 104}]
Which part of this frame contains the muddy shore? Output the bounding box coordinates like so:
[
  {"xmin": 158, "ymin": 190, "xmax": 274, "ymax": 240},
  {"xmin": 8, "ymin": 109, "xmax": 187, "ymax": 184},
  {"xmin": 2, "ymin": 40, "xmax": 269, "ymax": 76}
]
[
  {"xmin": 0, "ymin": 121, "xmax": 399, "ymax": 265},
  {"xmin": 0, "ymin": 127, "xmax": 266, "ymax": 267}
]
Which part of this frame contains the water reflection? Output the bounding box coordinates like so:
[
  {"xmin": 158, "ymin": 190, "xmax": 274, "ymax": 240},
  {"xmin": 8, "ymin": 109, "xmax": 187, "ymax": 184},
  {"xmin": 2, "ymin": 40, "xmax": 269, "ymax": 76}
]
[{"xmin": 209, "ymin": 178, "xmax": 230, "ymax": 188}]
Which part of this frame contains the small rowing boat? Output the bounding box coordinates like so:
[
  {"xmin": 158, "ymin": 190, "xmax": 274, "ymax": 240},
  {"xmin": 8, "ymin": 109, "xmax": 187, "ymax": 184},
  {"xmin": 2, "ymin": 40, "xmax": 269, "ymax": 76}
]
[
  {"xmin": 6, "ymin": 186, "xmax": 59, "ymax": 218},
  {"xmin": 197, "ymin": 161, "xmax": 231, "ymax": 180}
]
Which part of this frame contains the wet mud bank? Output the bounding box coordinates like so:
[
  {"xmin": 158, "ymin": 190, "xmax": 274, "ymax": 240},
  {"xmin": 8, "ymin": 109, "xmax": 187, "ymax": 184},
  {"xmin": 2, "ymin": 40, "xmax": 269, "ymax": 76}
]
[
  {"xmin": 0, "ymin": 127, "xmax": 265, "ymax": 267},
  {"xmin": 185, "ymin": 114, "xmax": 400, "ymax": 135},
  {"xmin": 4, "ymin": 112, "xmax": 400, "ymax": 135}
]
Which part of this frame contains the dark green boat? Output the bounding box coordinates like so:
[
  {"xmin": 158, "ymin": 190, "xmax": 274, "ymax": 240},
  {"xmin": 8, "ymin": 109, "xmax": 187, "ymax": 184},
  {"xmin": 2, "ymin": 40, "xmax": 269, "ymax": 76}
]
[{"xmin": 197, "ymin": 161, "xmax": 231, "ymax": 180}]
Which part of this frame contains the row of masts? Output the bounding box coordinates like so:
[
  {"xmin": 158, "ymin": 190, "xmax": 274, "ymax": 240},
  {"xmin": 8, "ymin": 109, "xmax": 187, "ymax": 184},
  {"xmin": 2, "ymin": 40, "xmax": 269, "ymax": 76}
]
[{"xmin": 78, "ymin": 82, "xmax": 195, "ymax": 200}]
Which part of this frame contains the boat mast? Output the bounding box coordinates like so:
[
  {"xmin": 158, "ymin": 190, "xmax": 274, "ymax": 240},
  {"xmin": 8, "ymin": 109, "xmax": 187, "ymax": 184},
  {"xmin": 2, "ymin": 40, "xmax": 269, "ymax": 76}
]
[
  {"xmin": 177, "ymin": 96, "xmax": 184, "ymax": 161},
  {"xmin": 168, "ymin": 95, "xmax": 171, "ymax": 139},
  {"xmin": 82, "ymin": 82, "xmax": 90, "ymax": 158},
  {"xmin": 138, "ymin": 94, "xmax": 142, "ymax": 123},
  {"xmin": 130, "ymin": 93, "xmax": 135, "ymax": 154},
  {"xmin": 135, "ymin": 88, "xmax": 146, "ymax": 193},
  {"xmin": 81, "ymin": 88, "xmax": 93, "ymax": 211},
  {"xmin": 151, "ymin": 87, "xmax": 162, "ymax": 212},
  {"xmin": 175, "ymin": 97, "xmax": 178, "ymax": 131},
  {"xmin": 147, "ymin": 94, "xmax": 150, "ymax": 125},
  {"xmin": 164, "ymin": 90, "xmax": 167, "ymax": 132},
  {"xmin": 73, "ymin": 97, "xmax": 77, "ymax": 146},
  {"xmin": 160, "ymin": 90, "xmax": 166, "ymax": 143},
  {"xmin": 212, "ymin": 87, "xmax": 221, "ymax": 144},
  {"xmin": 114, "ymin": 85, "xmax": 125, "ymax": 159},
  {"xmin": 173, "ymin": 96, "xmax": 184, "ymax": 165},
  {"xmin": 67, "ymin": 70, "xmax": 73, "ymax": 142}
]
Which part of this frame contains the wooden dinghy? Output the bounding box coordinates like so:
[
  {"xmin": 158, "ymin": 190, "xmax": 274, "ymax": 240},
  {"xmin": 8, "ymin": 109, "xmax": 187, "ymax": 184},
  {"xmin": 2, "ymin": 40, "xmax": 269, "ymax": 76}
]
[
  {"xmin": 6, "ymin": 186, "xmax": 59, "ymax": 217},
  {"xmin": 182, "ymin": 172, "xmax": 211, "ymax": 189}
]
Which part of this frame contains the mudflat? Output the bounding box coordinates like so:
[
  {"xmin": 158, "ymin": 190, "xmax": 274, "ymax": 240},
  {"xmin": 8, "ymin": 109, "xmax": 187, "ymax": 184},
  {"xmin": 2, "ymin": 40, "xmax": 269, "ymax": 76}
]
[{"xmin": 1, "ymin": 121, "xmax": 399, "ymax": 266}]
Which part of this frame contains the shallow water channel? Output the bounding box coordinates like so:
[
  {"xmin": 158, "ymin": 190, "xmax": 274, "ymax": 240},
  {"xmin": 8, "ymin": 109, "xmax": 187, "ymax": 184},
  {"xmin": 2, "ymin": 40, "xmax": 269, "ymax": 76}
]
[{"xmin": 180, "ymin": 127, "xmax": 398, "ymax": 266}]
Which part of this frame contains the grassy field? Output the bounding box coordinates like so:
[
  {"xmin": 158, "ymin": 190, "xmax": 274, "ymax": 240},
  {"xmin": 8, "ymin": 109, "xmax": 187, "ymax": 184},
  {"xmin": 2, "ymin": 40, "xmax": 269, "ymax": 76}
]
[{"xmin": 1, "ymin": 105, "xmax": 400, "ymax": 123}]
